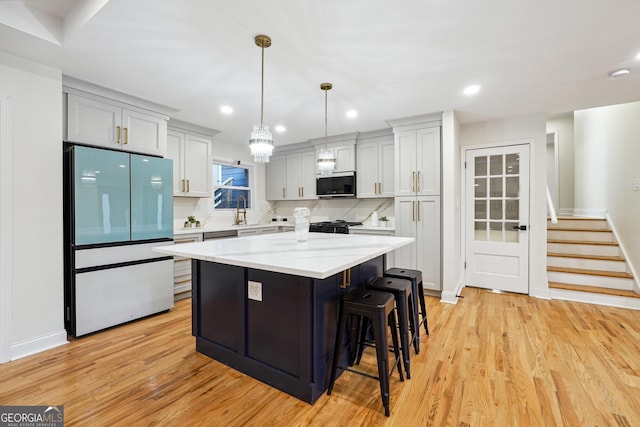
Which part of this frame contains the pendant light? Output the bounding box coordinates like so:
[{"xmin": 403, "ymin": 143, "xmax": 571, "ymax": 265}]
[
  {"xmin": 249, "ymin": 35, "xmax": 274, "ymax": 163},
  {"xmin": 317, "ymin": 82, "xmax": 336, "ymax": 175}
]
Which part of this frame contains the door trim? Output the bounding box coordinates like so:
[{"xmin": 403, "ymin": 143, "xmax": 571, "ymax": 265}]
[
  {"xmin": 461, "ymin": 139, "xmax": 534, "ymax": 295},
  {"xmin": 0, "ymin": 96, "xmax": 12, "ymax": 363}
]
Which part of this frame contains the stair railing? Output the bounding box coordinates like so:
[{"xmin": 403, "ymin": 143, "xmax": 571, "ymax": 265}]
[{"xmin": 546, "ymin": 184, "xmax": 558, "ymax": 224}]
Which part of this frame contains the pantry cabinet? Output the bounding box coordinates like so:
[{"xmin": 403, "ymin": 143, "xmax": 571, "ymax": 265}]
[
  {"xmin": 356, "ymin": 135, "xmax": 394, "ymax": 198},
  {"xmin": 394, "ymin": 126, "xmax": 440, "ymax": 197},
  {"xmin": 66, "ymin": 93, "xmax": 168, "ymax": 157},
  {"xmin": 167, "ymin": 128, "xmax": 212, "ymax": 197},
  {"xmin": 394, "ymin": 196, "xmax": 441, "ymax": 293}
]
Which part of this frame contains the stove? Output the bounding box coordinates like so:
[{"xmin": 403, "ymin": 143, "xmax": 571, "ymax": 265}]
[{"xmin": 309, "ymin": 220, "xmax": 362, "ymax": 234}]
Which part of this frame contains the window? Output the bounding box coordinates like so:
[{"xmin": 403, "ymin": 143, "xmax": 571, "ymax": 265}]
[{"xmin": 212, "ymin": 161, "xmax": 251, "ymax": 209}]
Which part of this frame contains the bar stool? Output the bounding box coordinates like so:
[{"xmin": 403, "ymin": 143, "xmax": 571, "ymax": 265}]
[
  {"xmin": 365, "ymin": 277, "xmax": 415, "ymax": 379},
  {"xmin": 327, "ymin": 288, "xmax": 403, "ymax": 417},
  {"xmin": 385, "ymin": 268, "xmax": 429, "ymax": 347}
]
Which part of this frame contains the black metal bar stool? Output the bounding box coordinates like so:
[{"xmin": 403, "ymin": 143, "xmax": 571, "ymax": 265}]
[
  {"xmin": 385, "ymin": 268, "xmax": 429, "ymax": 348},
  {"xmin": 365, "ymin": 276, "xmax": 415, "ymax": 379},
  {"xmin": 327, "ymin": 288, "xmax": 404, "ymax": 417}
]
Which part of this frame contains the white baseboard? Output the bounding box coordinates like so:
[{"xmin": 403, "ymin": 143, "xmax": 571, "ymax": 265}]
[
  {"xmin": 557, "ymin": 208, "xmax": 574, "ymax": 216},
  {"xmin": 441, "ymin": 279, "xmax": 465, "ymax": 304},
  {"xmin": 10, "ymin": 331, "xmax": 68, "ymax": 361},
  {"xmin": 572, "ymin": 208, "xmax": 607, "ymax": 218},
  {"xmin": 532, "ymin": 285, "xmax": 551, "ymax": 299}
]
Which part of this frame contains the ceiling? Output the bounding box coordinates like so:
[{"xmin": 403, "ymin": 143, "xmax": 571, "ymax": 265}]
[{"xmin": 1, "ymin": 0, "xmax": 639, "ymax": 147}]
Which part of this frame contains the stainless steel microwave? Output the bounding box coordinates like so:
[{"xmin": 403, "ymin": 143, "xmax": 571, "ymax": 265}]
[{"xmin": 316, "ymin": 172, "xmax": 356, "ymax": 198}]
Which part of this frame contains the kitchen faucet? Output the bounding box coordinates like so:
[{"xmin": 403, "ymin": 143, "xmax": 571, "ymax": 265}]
[{"xmin": 235, "ymin": 194, "xmax": 247, "ymax": 225}]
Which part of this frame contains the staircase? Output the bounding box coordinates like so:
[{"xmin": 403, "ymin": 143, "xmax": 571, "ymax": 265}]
[{"xmin": 547, "ymin": 217, "xmax": 640, "ymax": 307}]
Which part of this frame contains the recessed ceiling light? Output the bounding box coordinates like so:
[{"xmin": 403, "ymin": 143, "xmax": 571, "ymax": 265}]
[
  {"xmin": 346, "ymin": 110, "xmax": 358, "ymax": 118},
  {"xmin": 636, "ymin": 52, "xmax": 640, "ymax": 60},
  {"xmin": 220, "ymin": 105, "xmax": 233, "ymax": 114},
  {"xmin": 463, "ymin": 84, "xmax": 481, "ymax": 96},
  {"xmin": 275, "ymin": 125, "xmax": 286, "ymax": 133},
  {"xmin": 608, "ymin": 68, "xmax": 630, "ymax": 79}
]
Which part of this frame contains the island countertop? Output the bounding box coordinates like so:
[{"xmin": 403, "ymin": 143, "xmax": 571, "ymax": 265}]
[{"xmin": 153, "ymin": 232, "xmax": 413, "ymax": 279}]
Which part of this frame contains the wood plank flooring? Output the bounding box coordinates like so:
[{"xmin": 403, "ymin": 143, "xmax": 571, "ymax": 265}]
[{"xmin": 2, "ymin": 287, "xmax": 640, "ymax": 426}]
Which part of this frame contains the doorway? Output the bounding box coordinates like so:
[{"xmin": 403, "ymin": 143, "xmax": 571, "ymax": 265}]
[{"xmin": 464, "ymin": 143, "xmax": 530, "ymax": 294}]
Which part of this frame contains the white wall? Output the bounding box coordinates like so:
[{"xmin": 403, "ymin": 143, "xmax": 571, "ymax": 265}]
[
  {"xmin": 441, "ymin": 110, "xmax": 462, "ymax": 303},
  {"xmin": 546, "ymin": 113, "xmax": 575, "ymax": 214},
  {"xmin": 574, "ymin": 101, "xmax": 640, "ymax": 279},
  {"xmin": 459, "ymin": 114, "xmax": 548, "ymax": 298},
  {"xmin": 0, "ymin": 52, "xmax": 66, "ymax": 359}
]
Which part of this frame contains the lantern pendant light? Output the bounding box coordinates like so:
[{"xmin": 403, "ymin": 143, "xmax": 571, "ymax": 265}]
[
  {"xmin": 249, "ymin": 35, "xmax": 274, "ymax": 163},
  {"xmin": 317, "ymin": 82, "xmax": 336, "ymax": 175}
]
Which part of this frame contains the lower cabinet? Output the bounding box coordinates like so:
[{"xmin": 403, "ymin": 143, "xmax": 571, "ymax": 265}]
[
  {"xmin": 173, "ymin": 232, "xmax": 203, "ymax": 300},
  {"xmin": 350, "ymin": 227, "xmax": 396, "ymax": 266},
  {"xmin": 394, "ymin": 195, "xmax": 441, "ymax": 294}
]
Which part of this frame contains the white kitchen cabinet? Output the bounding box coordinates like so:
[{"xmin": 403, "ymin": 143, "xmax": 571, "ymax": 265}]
[
  {"xmin": 173, "ymin": 232, "xmax": 203, "ymax": 300},
  {"xmin": 167, "ymin": 128, "xmax": 211, "ymax": 197},
  {"xmin": 394, "ymin": 196, "xmax": 441, "ymax": 293},
  {"xmin": 356, "ymin": 137, "xmax": 394, "ymax": 198},
  {"xmin": 66, "ymin": 93, "xmax": 167, "ymax": 157},
  {"xmin": 315, "ymin": 143, "xmax": 356, "ymax": 174},
  {"xmin": 267, "ymin": 150, "xmax": 317, "ymax": 200},
  {"xmin": 287, "ymin": 151, "xmax": 317, "ymax": 200},
  {"xmin": 395, "ymin": 126, "xmax": 440, "ymax": 196},
  {"xmin": 266, "ymin": 155, "xmax": 287, "ymax": 200}
]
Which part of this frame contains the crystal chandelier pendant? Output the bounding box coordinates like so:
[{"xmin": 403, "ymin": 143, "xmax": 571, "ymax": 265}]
[
  {"xmin": 317, "ymin": 148, "xmax": 336, "ymax": 175},
  {"xmin": 249, "ymin": 125, "xmax": 273, "ymax": 163},
  {"xmin": 317, "ymin": 82, "xmax": 335, "ymax": 175},
  {"xmin": 249, "ymin": 35, "xmax": 274, "ymax": 163}
]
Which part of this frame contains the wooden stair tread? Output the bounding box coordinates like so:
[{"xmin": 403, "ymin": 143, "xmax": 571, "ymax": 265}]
[
  {"xmin": 547, "ymin": 239, "xmax": 619, "ymax": 246},
  {"xmin": 547, "ymin": 266, "xmax": 633, "ymax": 279},
  {"xmin": 550, "ymin": 216, "xmax": 606, "ymax": 221},
  {"xmin": 547, "ymin": 226, "xmax": 611, "ymax": 232},
  {"xmin": 547, "ymin": 252, "xmax": 625, "ymax": 262},
  {"xmin": 548, "ymin": 282, "xmax": 640, "ymax": 298}
]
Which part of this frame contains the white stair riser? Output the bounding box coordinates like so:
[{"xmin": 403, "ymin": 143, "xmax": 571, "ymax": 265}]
[
  {"xmin": 547, "ymin": 271, "xmax": 633, "ymax": 290},
  {"xmin": 547, "ymin": 256, "xmax": 627, "ymax": 273},
  {"xmin": 547, "ymin": 230, "xmax": 614, "ymax": 242},
  {"xmin": 547, "ymin": 243, "xmax": 620, "ymax": 257},
  {"xmin": 550, "ymin": 219, "xmax": 608, "ymax": 230}
]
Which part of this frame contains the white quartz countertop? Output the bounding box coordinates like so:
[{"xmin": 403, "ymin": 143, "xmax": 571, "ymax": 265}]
[
  {"xmin": 154, "ymin": 232, "xmax": 412, "ymax": 279},
  {"xmin": 173, "ymin": 222, "xmax": 393, "ymax": 236}
]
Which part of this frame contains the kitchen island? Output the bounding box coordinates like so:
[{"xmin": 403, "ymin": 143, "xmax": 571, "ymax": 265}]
[{"xmin": 153, "ymin": 232, "xmax": 413, "ymax": 403}]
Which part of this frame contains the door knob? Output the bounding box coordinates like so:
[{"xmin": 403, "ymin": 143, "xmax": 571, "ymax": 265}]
[{"xmin": 512, "ymin": 225, "xmax": 527, "ymax": 230}]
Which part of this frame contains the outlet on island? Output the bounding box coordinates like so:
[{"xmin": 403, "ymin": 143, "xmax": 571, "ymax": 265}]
[{"xmin": 248, "ymin": 280, "xmax": 262, "ymax": 301}]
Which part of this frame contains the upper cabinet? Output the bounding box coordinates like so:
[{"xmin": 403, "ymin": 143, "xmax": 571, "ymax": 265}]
[
  {"xmin": 394, "ymin": 125, "xmax": 441, "ymax": 196},
  {"xmin": 167, "ymin": 127, "xmax": 213, "ymax": 198},
  {"xmin": 356, "ymin": 132, "xmax": 394, "ymax": 198},
  {"xmin": 66, "ymin": 93, "xmax": 168, "ymax": 157},
  {"xmin": 63, "ymin": 76, "xmax": 176, "ymax": 157},
  {"xmin": 311, "ymin": 133, "xmax": 357, "ymax": 174},
  {"xmin": 266, "ymin": 150, "xmax": 317, "ymax": 201}
]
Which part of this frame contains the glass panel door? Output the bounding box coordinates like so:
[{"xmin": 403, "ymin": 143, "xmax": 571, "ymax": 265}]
[
  {"xmin": 473, "ymin": 153, "xmax": 521, "ymax": 243},
  {"xmin": 74, "ymin": 146, "xmax": 131, "ymax": 245},
  {"xmin": 130, "ymin": 154, "xmax": 173, "ymax": 240}
]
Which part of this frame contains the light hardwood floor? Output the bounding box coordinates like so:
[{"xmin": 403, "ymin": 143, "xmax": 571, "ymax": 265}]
[{"xmin": 2, "ymin": 287, "xmax": 640, "ymax": 426}]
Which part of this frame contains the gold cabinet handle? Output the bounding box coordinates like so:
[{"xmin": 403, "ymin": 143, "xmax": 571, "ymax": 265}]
[
  {"xmin": 283, "ymin": 188, "xmax": 286, "ymax": 199},
  {"xmin": 187, "ymin": 179, "xmax": 190, "ymax": 192},
  {"xmin": 341, "ymin": 269, "xmax": 351, "ymax": 288},
  {"xmin": 124, "ymin": 127, "xmax": 129, "ymax": 144},
  {"xmin": 417, "ymin": 201, "xmax": 421, "ymax": 221},
  {"xmin": 412, "ymin": 171, "xmax": 416, "ymax": 192},
  {"xmin": 417, "ymin": 171, "xmax": 421, "ymax": 192},
  {"xmin": 301, "ymin": 187, "xmax": 304, "ymax": 198},
  {"xmin": 181, "ymin": 179, "xmax": 184, "ymax": 192},
  {"xmin": 117, "ymin": 126, "xmax": 121, "ymax": 144},
  {"xmin": 412, "ymin": 200, "xmax": 416, "ymax": 222}
]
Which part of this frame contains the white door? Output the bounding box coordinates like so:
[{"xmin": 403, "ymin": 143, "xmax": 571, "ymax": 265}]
[{"xmin": 465, "ymin": 144, "xmax": 530, "ymax": 293}]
